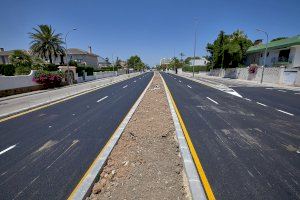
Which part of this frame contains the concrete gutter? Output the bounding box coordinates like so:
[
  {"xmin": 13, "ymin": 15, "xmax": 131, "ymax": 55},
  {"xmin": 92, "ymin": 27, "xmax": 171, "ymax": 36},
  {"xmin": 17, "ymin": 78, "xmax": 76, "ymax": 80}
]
[
  {"xmin": 68, "ymin": 73, "xmax": 154, "ymax": 200},
  {"xmin": 161, "ymin": 74, "xmax": 207, "ymax": 200}
]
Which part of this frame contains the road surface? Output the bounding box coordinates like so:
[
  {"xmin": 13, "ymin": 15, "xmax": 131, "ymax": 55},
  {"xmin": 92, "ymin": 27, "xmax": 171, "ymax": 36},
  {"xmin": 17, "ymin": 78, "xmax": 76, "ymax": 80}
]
[
  {"xmin": 0, "ymin": 72, "xmax": 153, "ymax": 200},
  {"xmin": 162, "ymin": 72, "xmax": 300, "ymax": 200}
]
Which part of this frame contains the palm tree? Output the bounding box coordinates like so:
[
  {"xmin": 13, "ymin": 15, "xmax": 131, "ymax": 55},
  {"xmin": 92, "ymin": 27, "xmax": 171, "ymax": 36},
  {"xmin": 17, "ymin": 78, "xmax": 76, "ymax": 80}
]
[{"xmin": 29, "ymin": 25, "xmax": 64, "ymax": 64}]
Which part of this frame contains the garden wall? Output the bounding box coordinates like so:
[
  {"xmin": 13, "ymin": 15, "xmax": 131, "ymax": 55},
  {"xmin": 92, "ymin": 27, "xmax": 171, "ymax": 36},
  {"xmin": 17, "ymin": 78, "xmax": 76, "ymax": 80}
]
[{"xmin": 0, "ymin": 70, "xmax": 40, "ymax": 90}]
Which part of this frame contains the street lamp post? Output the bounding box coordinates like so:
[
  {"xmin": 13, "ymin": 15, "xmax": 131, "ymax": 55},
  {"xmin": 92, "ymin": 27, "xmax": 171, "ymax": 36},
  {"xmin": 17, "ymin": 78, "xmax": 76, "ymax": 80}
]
[
  {"xmin": 256, "ymin": 29, "xmax": 269, "ymax": 84},
  {"xmin": 192, "ymin": 18, "xmax": 198, "ymax": 77},
  {"xmin": 65, "ymin": 28, "xmax": 77, "ymax": 84}
]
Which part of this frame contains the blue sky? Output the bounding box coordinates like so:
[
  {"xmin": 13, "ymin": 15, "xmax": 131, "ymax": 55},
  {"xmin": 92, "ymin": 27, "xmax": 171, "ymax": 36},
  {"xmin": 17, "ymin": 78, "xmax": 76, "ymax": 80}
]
[{"xmin": 1, "ymin": 0, "xmax": 300, "ymax": 66}]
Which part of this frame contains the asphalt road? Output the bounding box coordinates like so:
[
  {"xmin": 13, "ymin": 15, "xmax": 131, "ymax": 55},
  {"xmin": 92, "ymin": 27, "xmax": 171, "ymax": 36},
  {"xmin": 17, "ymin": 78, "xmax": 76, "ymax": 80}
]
[
  {"xmin": 162, "ymin": 72, "xmax": 300, "ymax": 200},
  {"xmin": 0, "ymin": 72, "xmax": 153, "ymax": 200}
]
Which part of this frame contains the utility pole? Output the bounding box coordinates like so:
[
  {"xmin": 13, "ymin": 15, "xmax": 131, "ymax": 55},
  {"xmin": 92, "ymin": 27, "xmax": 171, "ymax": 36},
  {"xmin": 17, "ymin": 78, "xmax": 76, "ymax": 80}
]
[
  {"xmin": 256, "ymin": 29, "xmax": 269, "ymax": 84},
  {"xmin": 193, "ymin": 18, "xmax": 198, "ymax": 77},
  {"xmin": 65, "ymin": 28, "xmax": 77, "ymax": 85}
]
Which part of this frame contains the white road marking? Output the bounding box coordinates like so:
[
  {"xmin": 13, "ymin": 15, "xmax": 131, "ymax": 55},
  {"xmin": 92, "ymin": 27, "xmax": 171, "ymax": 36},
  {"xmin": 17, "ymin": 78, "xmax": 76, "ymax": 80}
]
[
  {"xmin": 187, "ymin": 85, "xmax": 192, "ymax": 89},
  {"xmin": 294, "ymin": 93, "xmax": 300, "ymax": 95},
  {"xmin": 276, "ymin": 109, "xmax": 294, "ymax": 116},
  {"xmin": 174, "ymin": 77, "xmax": 176, "ymax": 79},
  {"xmin": 256, "ymin": 102, "xmax": 267, "ymax": 107},
  {"xmin": 206, "ymin": 97, "xmax": 219, "ymax": 105},
  {"xmin": 97, "ymin": 96, "xmax": 108, "ymax": 102},
  {"xmin": 123, "ymin": 85, "xmax": 128, "ymax": 89},
  {"xmin": 244, "ymin": 98, "xmax": 251, "ymax": 101},
  {"xmin": 278, "ymin": 90, "xmax": 286, "ymax": 92},
  {"xmin": 179, "ymin": 80, "xmax": 182, "ymax": 83},
  {"xmin": 0, "ymin": 144, "xmax": 17, "ymax": 155},
  {"xmin": 133, "ymin": 80, "xmax": 137, "ymax": 83},
  {"xmin": 265, "ymin": 88, "xmax": 274, "ymax": 90}
]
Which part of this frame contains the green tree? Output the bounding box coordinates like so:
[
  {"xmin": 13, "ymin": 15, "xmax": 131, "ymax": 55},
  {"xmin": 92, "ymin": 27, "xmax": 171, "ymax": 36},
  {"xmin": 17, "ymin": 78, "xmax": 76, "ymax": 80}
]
[
  {"xmin": 29, "ymin": 25, "xmax": 64, "ymax": 64},
  {"xmin": 169, "ymin": 57, "xmax": 183, "ymax": 70},
  {"xmin": 9, "ymin": 50, "xmax": 33, "ymax": 75},
  {"xmin": 206, "ymin": 30, "xmax": 253, "ymax": 69},
  {"xmin": 127, "ymin": 55, "xmax": 145, "ymax": 71}
]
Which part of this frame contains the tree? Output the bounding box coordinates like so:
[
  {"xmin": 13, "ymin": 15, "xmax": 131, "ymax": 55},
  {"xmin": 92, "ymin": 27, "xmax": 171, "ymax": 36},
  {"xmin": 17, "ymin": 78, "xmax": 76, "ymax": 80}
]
[
  {"xmin": 169, "ymin": 57, "xmax": 183, "ymax": 73},
  {"xmin": 184, "ymin": 56, "xmax": 200, "ymax": 65},
  {"xmin": 206, "ymin": 30, "xmax": 253, "ymax": 69},
  {"xmin": 29, "ymin": 25, "xmax": 64, "ymax": 64},
  {"xmin": 127, "ymin": 55, "xmax": 145, "ymax": 71},
  {"xmin": 9, "ymin": 50, "xmax": 33, "ymax": 75}
]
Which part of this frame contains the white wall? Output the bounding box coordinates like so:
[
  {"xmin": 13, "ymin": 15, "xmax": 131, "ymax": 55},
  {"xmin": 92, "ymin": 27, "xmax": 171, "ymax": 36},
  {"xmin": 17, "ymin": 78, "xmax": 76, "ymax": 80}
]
[
  {"xmin": 0, "ymin": 70, "xmax": 40, "ymax": 90},
  {"xmin": 292, "ymin": 45, "xmax": 300, "ymax": 67}
]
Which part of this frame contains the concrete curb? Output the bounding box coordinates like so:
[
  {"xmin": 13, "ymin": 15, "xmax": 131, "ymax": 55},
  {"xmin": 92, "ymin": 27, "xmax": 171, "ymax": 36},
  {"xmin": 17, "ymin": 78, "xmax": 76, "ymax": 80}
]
[
  {"xmin": 68, "ymin": 73, "xmax": 154, "ymax": 200},
  {"xmin": 161, "ymin": 74, "xmax": 207, "ymax": 200},
  {"xmin": 0, "ymin": 73, "xmax": 141, "ymax": 121}
]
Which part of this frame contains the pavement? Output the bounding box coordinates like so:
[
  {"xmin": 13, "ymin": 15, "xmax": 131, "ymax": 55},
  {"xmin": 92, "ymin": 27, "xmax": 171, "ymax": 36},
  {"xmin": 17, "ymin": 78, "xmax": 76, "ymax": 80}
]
[
  {"xmin": 0, "ymin": 72, "xmax": 153, "ymax": 200},
  {"xmin": 161, "ymin": 72, "xmax": 300, "ymax": 200}
]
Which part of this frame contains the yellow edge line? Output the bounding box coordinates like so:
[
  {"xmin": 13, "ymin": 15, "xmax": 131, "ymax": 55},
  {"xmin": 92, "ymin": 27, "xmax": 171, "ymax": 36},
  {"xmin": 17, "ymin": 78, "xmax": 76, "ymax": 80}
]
[
  {"xmin": 68, "ymin": 73, "xmax": 154, "ymax": 199},
  {"xmin": 163, "ymin": 75, "xmax": 216, "ymax": 200},
  {"xmin": 0, "ymin": 76, "xmax": 134, "ymax": 123}
]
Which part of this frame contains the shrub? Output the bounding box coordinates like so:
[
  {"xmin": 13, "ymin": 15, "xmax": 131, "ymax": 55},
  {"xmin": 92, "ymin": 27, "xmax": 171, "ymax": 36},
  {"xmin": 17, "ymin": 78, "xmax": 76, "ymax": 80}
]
[
  {"xmin": 76, "ymin": 66, "xmax": 94, "ymax": 76},
  {"xmin": 33, "ymin": 70, "xmax": 64, "ymax": 88},
  {"xmin": 248, "ymin": 64, "xmax": 258, "ymax": 74},
  {"xmin": 99, "ymin": 66, "xmax": 120, "ymax": 72},
  {"xmin": 15, "ymin": 66, "xmax": 32, "ymax": 75},
  {"xmin": 0, "ymin": 64, "xmax": 15, "ymax": 76},
  {"xmin": 182, "ymin": 65, "xmax": 209, "ymax": 72},
  {"xmin": 44, "ymin": 64, "xmax": 60, "ymax": 71}
]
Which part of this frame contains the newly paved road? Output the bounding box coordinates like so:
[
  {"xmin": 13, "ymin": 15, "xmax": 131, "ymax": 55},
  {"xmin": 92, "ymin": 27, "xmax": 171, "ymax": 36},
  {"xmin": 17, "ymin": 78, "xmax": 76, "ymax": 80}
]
[
  {"xmin": 0, "ymin": 72, "xmax": 153, "ymax": 200},
  {"xmin": 162, "ymin": 72, "xmax": 300, "ymax": 200}
]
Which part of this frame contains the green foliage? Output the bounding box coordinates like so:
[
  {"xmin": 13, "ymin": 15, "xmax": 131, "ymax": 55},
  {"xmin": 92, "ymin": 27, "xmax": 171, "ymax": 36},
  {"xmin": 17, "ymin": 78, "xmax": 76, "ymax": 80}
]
[
  {"xmin": 76, "ymin": 66, "xmax": 94, "ymax": 76},
  {"xmin": 0, "ymin": 64, "xmax": 15, "ymax": 76},
  {"xmin": 68, "ymin": 60, "xmax": 78, "ymax": 67},
  {"xmin": 169, "ymin": 57, "xmax": 183, "ymax": 70},
  {"xmin": 32, "ymin": 56, "xmax": 45, "ymax": 70},
  {"xmin": 206, "ymin": 29, "xmax": 253, "ymax": 69},
  {"xmin": 29, "ymin": 24, "xmax": 64, "ymax": 64},
  {"xmin": 15, "ymin": 66, "xmax": 32, "ymax": 75},
  {"xmin": 9, "ymin": 50, "xmax": 33, "ymax": 75},
  {"xmin": 43, "ymin": 64, "xmax": 60, "ymax": 71},
  {"xmin": 98, "ymin": 66, "xmax": 119, "ymax": 72},
  {"xmin": 182, "ymin": 65, "xmax": 210, "ymax": 72},
  {"xmin": 127, "ymin": 55, "xmax": 145, "ymax": 71}
]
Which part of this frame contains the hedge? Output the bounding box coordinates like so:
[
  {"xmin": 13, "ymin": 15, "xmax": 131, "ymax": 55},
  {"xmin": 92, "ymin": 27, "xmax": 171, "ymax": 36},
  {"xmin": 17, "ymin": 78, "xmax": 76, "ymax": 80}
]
[
  {"xmin": 98, "ymin": 66, "xmax": 120, "ymax": 72},
  {"xmin": 182, "ymin": 65, "xmax": 210, "ymax": 72},
  {"xmin": 0, "ymin": 64, "xmax": 15, "ymax": 76},
  {"xmin": 76, "ymin": 66, "xmax": 94, "ymax": 76}
]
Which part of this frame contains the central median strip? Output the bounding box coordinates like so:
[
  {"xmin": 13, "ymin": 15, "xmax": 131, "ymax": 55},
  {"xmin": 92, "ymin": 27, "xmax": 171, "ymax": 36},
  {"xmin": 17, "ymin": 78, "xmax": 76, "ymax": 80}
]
[{"xmin": 77, "ymin": 72, "xmax": 193, "ymax": 200}]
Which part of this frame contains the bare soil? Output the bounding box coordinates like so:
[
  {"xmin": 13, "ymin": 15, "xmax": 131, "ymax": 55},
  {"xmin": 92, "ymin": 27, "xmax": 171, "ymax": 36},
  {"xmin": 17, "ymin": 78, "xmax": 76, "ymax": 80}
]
[{"xmin": 88, "ymin": 72, "xmax": 190, "ymax": 200}]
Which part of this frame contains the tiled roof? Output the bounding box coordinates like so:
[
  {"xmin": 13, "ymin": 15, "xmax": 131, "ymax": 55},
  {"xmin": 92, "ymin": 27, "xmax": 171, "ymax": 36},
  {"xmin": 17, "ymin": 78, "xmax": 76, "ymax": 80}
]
[
  {"xmin": 67, "ymin": 48, "xmax": 99, "ymax": 57},
  {"xmin": 247, "ymin": 35, "xmax": 300, "ymax": 54}
]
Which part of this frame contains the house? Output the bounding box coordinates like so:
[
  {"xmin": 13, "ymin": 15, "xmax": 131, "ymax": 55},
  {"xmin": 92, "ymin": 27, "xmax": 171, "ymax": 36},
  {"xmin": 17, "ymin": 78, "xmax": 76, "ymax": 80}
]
[
  {"xmin": 160, "ymin": 58, "xmax": 172, "ymax": 65},
  {"xmin": 189, "ymin": 57, "xmax": 209, "ymax": 66},
  {"xmin": 0, "ymin": 48, "xmax": 16, "ymax": 64},
  {"xmin": 246, "ymin": 35, "xmax": 300, "ymax": 68},
  {"xmin": 98, "ymin": 57, "xmax": 111, "ymax": 68}
]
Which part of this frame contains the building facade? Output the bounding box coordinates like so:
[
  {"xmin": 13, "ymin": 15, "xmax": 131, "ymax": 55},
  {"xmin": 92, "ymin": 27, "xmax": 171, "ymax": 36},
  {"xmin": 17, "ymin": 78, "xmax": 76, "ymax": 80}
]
[
  {"xmin": 246, "ymin": 35, "xmax": 300, "ymax": 68},
  {"xmin": 189, "ymin": 57, "xmax": 209, "ymax": 66}
]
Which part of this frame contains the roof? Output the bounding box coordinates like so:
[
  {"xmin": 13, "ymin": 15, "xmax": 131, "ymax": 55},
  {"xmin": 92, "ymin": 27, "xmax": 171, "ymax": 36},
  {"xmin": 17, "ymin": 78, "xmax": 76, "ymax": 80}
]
[
  {"xmin": 247, "ymin": 35, "xmax": 300, "ymax": 54},
  {"xmin": 67, "ymin": 48, "xmax": 99, "ymax": 57}
]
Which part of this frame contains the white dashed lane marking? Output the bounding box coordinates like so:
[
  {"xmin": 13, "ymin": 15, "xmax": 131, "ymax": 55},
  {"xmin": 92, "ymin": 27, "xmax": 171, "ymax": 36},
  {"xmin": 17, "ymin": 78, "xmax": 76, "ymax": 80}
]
[
  {"xmin": 276, "ymin": 109, "xmax": 294, "ymax": 116},
  {"xmin": 123, "ymin": 85, "xmax": 128, "ymax": 89},
  {"xmin": 187, "ymin": 85, "xmax": 192, "ymax": 89},
  {"xmin": 0, "ymin": 144, "xmax": 17, "ymax": 155},
  {"xmin": 244, "ymin": 98, "xmax": 251, "ymax": 101},
  {"xmin": 256, "ymin": 102, "xmax": 267, "ymax": 107},
  {"xmin": 206, "ymin": 97, "xmax": 219, "ymax": 105},
  {"xmin": 97, "ymin": 96, "xmax": 108, "ymax": 102}
]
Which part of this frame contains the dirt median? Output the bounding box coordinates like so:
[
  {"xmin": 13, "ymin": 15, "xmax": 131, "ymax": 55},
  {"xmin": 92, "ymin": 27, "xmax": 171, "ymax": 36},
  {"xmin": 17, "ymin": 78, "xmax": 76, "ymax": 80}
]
[{"xmin": 87, "ymin": 72, "xmax": 190, "ymax": 200}]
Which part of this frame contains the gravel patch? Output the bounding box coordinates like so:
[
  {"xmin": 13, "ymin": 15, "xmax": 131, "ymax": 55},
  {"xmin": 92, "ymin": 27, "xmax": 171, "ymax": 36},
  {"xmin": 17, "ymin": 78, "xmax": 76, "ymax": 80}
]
[{"xmin": 87, "ymin": 72, "xmax": 190, "ymax": 200}]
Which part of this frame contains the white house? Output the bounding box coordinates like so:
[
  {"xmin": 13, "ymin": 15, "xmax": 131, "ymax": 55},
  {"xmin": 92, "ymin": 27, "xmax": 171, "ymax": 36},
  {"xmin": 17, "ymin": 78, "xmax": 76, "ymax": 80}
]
[
  {"xmin": 189, "ymin": 57, "xmax": 209, "ymax": 66},
  {"xmin": 246, "ymin": 35, "xmax": 300, "ymax": 68}
]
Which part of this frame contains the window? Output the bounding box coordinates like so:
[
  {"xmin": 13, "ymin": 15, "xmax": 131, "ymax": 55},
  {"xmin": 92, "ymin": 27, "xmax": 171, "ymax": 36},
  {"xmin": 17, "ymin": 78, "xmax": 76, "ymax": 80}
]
[{"xmin": 278, "ymin": 49, "xmax": 290, "ymax": 62}]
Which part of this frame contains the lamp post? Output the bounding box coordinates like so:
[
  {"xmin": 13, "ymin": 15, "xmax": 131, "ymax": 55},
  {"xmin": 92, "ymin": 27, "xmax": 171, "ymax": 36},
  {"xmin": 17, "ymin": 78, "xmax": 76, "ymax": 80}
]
[
  {"xmin": 65, "ymin": 28, "xmax": 77, "ymax": 84},
  {"xmin": 192, "ymin": 18, "xmax": 198, "ymax": 77},
  {"xmin": 256, "ymin": 28, "xmax": 269, "ymax": 84}
]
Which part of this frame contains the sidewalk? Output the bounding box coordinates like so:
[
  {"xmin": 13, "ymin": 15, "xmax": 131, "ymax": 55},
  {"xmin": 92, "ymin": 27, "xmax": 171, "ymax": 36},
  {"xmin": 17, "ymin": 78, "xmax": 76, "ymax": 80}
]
[
  {"xmin": 88, "ymin": 72, "xmax": 191, "ymax": 200},
  {"xmin": 0, "ymin": 73, "xmax": 140, "ymax": 119},
  {"xmin": 176, "ymin": 71, "xmax": 300, "ymax": 91}
]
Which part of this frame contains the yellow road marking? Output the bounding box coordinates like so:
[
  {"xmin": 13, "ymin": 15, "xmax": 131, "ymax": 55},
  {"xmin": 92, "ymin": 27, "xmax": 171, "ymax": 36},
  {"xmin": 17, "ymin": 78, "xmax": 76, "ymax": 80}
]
[{"xmin": 163, "ymin": 75, "xmax": 216, "ymax": 200}]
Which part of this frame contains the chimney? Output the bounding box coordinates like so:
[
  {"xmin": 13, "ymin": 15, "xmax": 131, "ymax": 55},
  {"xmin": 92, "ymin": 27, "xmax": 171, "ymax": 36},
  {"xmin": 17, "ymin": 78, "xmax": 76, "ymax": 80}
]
[
  {"xmin": 0, "ymin": 48, "xmax": 4, "ymax": 52},
  {"xmin": 254, "ymin": 39, "xmax": 263, "ymax": 45},
  {"xmin": 88, "ymin": 46, "xmax": 92, "ymax": 54}
]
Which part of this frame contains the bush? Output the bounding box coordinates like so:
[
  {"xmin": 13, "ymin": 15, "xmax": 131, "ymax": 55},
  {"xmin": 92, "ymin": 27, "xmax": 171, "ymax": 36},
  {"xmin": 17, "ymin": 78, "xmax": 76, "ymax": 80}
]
[
  {"xmin": 0, "ymin": 64, "xmax": 15, "ymax": 76},
  {"xmin": 99, "ymin": 66, "xmax": 119, "ymax": 72},
  {"xmin": 15, "ymin": 66, "xmax": 32, "ymax": 75},
  {"xmin": 33, "ymin": 70, "xmax": 64, "ymax": 88},
  {"xmin": 76, "ymin": 66, "xmax": 94, "ymax": 76},
  {"xmin": 44, "ymin": 64, "xmax": 60, "ymax": 71},
  {"xmin": 182, "ymin": 65, "xmax": 209, "ymax": 72},
  {"xmin": 248, "ymin": 64, "xmax": 258, "ymax": 74}
]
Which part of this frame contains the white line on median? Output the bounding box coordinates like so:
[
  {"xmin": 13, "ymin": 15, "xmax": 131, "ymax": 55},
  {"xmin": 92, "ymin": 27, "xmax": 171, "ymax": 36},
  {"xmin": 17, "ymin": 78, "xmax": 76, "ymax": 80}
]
[
  {"xmin": 123, "ymin": 85, "xmax": 128, "ymax": 89},
  {"xmin": 97, "ymin": 96, "xmax": 108, "ymax": 103},
  {"xmin": 206, "ymin": 97, "xmax": 219, "ymax": 105},
  {"xmin": 187, "ymin": 85, "xmax": 192, "ymax": 89},
  {"xmin": 256, "ymin": 102, "xmax": 267, "ymax": 107},
  {"xmin": 276, "ymin": 109, "xmax": 294, "ymax": 116},
  {"xmin": 0, "ymin": 144, "xmax": 17, "ymax": 155},
  {"xmin": 244, "ymin": 98, "xmax": 251, "ymax": 101}
]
